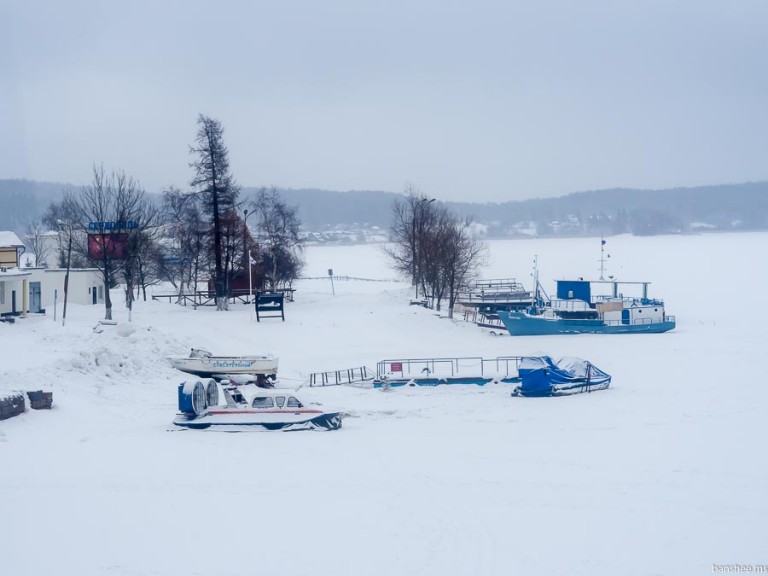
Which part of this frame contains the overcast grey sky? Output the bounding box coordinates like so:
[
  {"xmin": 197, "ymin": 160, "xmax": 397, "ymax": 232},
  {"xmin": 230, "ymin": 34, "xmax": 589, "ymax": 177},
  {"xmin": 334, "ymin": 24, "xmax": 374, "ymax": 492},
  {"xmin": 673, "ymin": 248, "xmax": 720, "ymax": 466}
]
[{"xmin": 2, "ymin": 0, "xmax": 767, "ymax": 202}]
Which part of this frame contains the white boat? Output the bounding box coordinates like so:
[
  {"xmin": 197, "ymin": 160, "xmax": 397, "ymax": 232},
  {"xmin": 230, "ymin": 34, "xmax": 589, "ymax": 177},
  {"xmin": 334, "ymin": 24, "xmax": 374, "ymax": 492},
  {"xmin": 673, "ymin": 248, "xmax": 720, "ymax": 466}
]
[
  {"xmin": 168, "ymin": 348, "xmax": 279, "ymax": 380},
  {"xmin": 173, "ymin": 380, "xmax": 342, "ymax": 431}
]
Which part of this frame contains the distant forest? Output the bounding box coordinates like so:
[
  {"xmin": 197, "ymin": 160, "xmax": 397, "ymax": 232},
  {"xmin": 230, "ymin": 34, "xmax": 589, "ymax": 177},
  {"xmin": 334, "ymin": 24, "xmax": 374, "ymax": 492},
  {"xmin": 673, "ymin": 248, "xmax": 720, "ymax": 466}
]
[{"xmin": 2, "ymin": 179, "xmax": 767, "ymax": 239}]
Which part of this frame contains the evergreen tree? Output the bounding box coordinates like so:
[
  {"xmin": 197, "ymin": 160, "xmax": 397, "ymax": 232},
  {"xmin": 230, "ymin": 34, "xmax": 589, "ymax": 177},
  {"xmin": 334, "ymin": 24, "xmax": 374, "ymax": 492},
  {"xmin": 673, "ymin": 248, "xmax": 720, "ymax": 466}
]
[{"xmin": 189, "ymin": 115, "xmax": 238, "ymax": 310}]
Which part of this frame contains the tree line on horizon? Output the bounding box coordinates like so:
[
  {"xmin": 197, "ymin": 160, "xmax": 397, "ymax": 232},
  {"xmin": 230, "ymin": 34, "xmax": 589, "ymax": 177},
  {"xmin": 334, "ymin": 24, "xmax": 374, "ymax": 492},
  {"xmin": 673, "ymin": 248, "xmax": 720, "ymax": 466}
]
[{"xmin": 4, "ymin": 179, "xmax": 768, "ymax": 240}]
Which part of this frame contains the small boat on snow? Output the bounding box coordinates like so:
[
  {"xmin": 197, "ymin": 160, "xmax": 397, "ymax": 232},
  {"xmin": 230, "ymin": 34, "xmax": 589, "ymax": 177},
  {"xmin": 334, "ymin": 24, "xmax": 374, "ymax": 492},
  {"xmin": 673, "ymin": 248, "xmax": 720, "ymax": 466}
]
[
  {"xmin": 168, "ymin": 348, "xmax": 279, "ymax": 381},
  {"xmin": 512, "ymin": 356, "xmax": 611, "ymax": 397},
  {"xmin": 173, "ymin": 380, "xmax": 342, "ymax": 431}
]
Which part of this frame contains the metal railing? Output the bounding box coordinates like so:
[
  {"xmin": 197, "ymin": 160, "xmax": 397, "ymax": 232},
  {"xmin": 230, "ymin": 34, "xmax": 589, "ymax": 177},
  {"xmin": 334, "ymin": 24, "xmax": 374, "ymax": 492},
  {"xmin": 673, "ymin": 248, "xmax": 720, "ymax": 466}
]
[
  {"xmin": 376, "ymin": 356, "xmax": 525, "ymax": 381},
  {"xmin": 308, "ymin": 366, "xmax": 374, "ymax": 387}
]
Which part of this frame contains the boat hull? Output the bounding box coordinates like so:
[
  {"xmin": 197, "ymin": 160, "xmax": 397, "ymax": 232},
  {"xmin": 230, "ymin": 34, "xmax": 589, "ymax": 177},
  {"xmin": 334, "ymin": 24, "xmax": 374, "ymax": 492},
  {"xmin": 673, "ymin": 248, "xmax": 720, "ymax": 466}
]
[
  {"xmin": 168, "ymin": 355, "xmax": 279, "ymax": 377},
  {"xmin": 512, "ymin": 379, "xmax": 611, "ymax": 397},
  {"xmin": 373, "ymin": 376, "xmax": 519, "ymax": 388},
  {"xmin": 173, "ymin": 410, "xmax": 342, "ymax": 431},
  {"xmin": 497, "ymin": 311, "xmax": 676, "ymax": 336}
]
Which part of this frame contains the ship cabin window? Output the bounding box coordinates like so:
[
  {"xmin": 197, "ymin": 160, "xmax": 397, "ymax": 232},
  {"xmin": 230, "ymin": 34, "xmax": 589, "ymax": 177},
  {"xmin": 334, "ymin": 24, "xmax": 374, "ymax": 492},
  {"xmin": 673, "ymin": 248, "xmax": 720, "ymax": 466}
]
[
  {"xmin": 654, "ymin": 308, "xmax": 658, "ymax": 312},
  {"xmin": 286, "ymin": 396, "xmax": 302, "ymax": 408},
  {"xmin": 275, "ymin": 396, "xmax": 286, "ymax": 408},
  {"xmin": 252, "ymin": 396, "xmax": 274, "ymax": 409},
  {"xmin": 568, "ymin": 290, "xmax": 574, "ymax": 298}
]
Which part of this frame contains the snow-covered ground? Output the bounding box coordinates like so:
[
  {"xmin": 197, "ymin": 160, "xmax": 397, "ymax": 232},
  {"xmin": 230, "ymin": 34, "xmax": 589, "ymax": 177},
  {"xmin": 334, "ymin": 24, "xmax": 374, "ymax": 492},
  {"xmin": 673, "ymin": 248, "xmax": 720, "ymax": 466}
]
[{"xmin": 2, "ymin": 232, "xmax": 766, "ymax": 576}]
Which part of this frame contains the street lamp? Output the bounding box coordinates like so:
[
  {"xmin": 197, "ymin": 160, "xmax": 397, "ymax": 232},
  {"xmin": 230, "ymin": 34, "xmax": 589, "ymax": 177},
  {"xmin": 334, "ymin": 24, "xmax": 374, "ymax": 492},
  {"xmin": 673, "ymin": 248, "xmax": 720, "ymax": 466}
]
[
  {"xmin": 57, "ymin": 220, "xmax": 73, "ymax": 326},
  {"xmin": 243, "ymin": 208, "xmax": 256, "ymax": 303}
]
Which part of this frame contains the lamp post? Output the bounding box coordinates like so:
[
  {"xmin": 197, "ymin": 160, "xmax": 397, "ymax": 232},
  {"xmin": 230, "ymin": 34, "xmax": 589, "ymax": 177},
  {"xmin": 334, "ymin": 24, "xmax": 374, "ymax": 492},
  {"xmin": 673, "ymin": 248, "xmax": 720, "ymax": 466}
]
[
  {"xmin": 243, "ymin": 208, "xmax": 250, "ymax": 269},
  {"xmin": 243, "ymin": 209, "xmax": 256, "ymax": 284},
  {"xmin": 243, "ymin": 209, "xmax": 255, "ymax": 320},
  {"xmin": 57, "ymin": 220, "xmax": 73, "ymax": 326}
]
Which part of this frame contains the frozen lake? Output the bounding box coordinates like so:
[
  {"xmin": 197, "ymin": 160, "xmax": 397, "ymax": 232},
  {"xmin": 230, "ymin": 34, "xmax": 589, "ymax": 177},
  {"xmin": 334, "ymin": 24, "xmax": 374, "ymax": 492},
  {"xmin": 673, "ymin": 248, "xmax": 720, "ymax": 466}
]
[{"xmin": 1, "ymin": 232, "xmax": 766, "ymax": 576}]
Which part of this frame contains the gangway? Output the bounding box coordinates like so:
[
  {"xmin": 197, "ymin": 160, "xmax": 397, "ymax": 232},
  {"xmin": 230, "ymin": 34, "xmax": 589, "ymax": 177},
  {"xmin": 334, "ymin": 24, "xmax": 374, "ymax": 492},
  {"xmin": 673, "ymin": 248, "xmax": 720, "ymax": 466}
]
[{"xmin": 374, "ymin": 356, "xmax": 525, "ymax": 388}]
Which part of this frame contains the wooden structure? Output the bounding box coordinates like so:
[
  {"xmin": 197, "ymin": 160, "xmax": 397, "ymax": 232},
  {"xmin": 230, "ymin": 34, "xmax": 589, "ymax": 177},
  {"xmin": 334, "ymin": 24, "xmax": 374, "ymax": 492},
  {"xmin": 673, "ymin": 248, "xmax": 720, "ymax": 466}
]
[
  {"xmin": 255, "ymin": 291, "xmax": 285, "ymax": 322},
  {"xmin": 456, "ymin": 278, "xmax": 533, "ymax": 312},
  {"xmin": 0, "ymin": 394, "xmax": 25, "ymax": 420},
  {"xmin": 151, "ymin": 287, "xmax": 295, "ymax": 307}
]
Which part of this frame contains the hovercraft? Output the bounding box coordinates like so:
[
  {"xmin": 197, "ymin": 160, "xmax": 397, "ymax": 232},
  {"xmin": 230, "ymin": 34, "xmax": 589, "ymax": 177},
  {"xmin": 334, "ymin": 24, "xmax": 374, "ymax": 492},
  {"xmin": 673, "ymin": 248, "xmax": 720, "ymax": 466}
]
[{"xmin": 173, "ymin": 380, "xmax": 342, "ymax": 431}]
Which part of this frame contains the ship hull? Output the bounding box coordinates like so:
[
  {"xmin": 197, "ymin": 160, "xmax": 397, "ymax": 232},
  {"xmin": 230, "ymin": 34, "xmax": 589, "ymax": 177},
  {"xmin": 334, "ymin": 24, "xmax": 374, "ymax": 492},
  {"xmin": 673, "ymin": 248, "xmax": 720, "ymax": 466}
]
[{"xmin": 497, "ymin": 311, "xmax": 676, "ymax": 336}]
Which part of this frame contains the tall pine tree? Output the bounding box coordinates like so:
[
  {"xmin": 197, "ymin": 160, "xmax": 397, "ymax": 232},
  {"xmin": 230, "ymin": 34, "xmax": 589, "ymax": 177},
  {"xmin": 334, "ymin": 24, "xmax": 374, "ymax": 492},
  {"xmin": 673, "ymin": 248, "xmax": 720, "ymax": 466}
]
[{"xmin": 189, "ymin": 115, "xmax": 238, "ymax": 310}]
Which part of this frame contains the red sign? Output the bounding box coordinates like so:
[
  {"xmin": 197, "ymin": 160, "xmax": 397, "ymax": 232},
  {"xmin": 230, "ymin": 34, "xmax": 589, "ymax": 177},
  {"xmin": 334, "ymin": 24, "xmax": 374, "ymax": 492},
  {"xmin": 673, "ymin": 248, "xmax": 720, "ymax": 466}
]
[
  {"xmin": 88, "ymin": 233, "xmax": 129, "ymax": 260},
  {"xmin": 390, "ymin": 362, "xmax": 403, "ymax": 372}
]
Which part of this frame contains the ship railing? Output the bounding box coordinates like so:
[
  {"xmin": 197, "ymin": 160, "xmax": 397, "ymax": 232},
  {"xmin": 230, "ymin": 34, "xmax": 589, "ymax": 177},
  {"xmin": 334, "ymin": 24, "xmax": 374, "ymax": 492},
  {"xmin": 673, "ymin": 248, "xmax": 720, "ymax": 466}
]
[
  {"xmin": 602, "ymin": 316, "xmax": 676, "ymax": 327},
  {"xmin": 552, "ymin": 299, "xmax": 592, "ymax": 311},
  {"xmin": 376, "ymin": 356, "xmax": 525, "ymax": 381}
]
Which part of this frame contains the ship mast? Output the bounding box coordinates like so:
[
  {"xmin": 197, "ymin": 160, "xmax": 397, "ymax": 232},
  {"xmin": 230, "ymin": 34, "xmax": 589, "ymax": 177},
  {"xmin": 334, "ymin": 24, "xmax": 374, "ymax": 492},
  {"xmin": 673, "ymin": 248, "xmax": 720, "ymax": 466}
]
[
  {"xmin": 599, "ymin": 237, "xmax": 607, "ymax": 280},
  {"xmin": 532, "ymin": 255, "xmax": 539, "ymax": 310}
]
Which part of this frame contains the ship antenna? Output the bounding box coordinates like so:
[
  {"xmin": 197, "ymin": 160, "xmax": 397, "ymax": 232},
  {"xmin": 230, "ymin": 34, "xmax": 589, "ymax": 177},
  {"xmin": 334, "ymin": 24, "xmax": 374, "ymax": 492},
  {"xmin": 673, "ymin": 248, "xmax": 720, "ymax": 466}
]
[{"xmin": 599, "ymin": 237, "xmax": 607, "ymax": 280}]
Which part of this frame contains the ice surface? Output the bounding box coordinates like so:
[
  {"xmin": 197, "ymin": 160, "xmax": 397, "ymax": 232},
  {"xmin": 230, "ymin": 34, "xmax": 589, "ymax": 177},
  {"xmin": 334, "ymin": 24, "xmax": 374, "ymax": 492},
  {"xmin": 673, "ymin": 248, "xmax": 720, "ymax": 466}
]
[{"xmin": 1, "ymin": 232, "xmax": 766, "ymax": 575}]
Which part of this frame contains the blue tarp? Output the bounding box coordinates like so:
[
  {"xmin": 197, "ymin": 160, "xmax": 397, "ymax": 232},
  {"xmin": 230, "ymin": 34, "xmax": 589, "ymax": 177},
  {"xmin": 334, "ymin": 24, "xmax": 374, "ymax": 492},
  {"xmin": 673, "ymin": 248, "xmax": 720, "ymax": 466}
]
[{"xmin": 516, "ymin": 356, "xmax": 611, "ymax": 396}]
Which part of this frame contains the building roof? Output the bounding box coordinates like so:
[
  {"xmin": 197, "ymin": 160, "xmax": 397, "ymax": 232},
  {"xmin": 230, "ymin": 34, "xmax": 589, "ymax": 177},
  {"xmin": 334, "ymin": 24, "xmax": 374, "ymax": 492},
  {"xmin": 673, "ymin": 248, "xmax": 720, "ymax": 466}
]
[
  {"xmin": 0, "ymin": 268, "xmax": 31, "ymax": 278},
  {"xmin": 0, "ymin": 231, "xmax": 24, "ymax": 248}
]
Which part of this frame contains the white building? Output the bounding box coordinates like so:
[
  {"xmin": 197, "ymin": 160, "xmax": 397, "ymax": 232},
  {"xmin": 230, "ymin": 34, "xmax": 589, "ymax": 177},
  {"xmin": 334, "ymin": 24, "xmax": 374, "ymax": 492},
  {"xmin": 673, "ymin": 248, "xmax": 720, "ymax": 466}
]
[
  {"xmin": 37, "ymin": 231, "xmax": 60, "ymax": 268},
  {"xmin": 0, "ymin": 268, "xmax": 31, "ymax": 318},
  {"xmin": 25, "ymin": 268, "xmax": 105, "ymax": 313},
  {"xmin": 1, "ymin": 229, "xmax": 105, "ymax": 318}
]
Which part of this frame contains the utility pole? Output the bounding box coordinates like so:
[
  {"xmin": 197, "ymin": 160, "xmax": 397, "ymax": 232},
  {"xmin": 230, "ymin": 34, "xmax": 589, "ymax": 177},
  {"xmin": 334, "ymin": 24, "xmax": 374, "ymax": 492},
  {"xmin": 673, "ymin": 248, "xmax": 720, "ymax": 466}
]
[{"xmin": 58, "ymin": 220, "xmax": 73, "ymax": 326}]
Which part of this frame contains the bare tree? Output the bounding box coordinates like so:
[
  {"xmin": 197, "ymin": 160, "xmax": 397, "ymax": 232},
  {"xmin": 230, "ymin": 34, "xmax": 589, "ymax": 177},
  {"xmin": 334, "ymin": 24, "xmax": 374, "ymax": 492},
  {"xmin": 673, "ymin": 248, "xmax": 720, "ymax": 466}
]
[
  {"xmin": 59, "ymin": 165, "xmax": 152, "ymax": 320},
  {"xmin": 441, "ymin": 218, "xmax": 486, "ymax": 317},
  {"xmin": 386, "ymin": 188, "xmax": 485, "ymax": 314},
  {"xmin": 383, "ymin": 186, "xmax": 437, "ymax": 298},
  {"xmin": 135, "ymin": 234, "xmax": 162, "ymax": 301},
  {"xmin": 42, "ymin": 197, "xmax": 88, "ymax": 268},
  {"xmin": 189, "ymin": 114, "xmax": 239, "ymax": 310},
  {"xmin": 159, "ymin": 187, "xmax": 208, "ymax": 300},
  {"xmin": 251, "ymin": 187, "xmax": 304, "ymax": 290},
  {"xmin": 24, "ymin": 220, "xmax": 46, "ymax": 267}
]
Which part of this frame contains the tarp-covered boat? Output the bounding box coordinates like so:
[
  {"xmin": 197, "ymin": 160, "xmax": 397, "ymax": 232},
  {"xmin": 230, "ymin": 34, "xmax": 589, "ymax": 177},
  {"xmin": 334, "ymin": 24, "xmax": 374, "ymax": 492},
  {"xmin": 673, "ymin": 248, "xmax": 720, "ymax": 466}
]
[
  {"xmin": 512, "ymin": 356, "xmax": 611, "ymax": 397},
  {"xmin": 172, "ymin": 380, "xmax": 342, "ymax": 431},
  {"xmin": 168, "ymin": 348, "xmax": 279, "ymax": 381}
]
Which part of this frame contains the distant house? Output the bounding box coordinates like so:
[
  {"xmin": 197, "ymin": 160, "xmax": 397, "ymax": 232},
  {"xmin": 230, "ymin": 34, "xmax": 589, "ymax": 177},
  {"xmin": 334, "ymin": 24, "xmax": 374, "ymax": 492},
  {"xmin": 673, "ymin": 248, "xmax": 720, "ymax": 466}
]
[
  {"xmin": 0, "ymin": 231, "xmax": 25, "ymax": 268},
  {"xmin": 0, "ymin": 231, "xmax": 30, "ymax": 319},
  {"xmin": 37, "ymin": 231, "xmax": 60, "ymax": 268}
]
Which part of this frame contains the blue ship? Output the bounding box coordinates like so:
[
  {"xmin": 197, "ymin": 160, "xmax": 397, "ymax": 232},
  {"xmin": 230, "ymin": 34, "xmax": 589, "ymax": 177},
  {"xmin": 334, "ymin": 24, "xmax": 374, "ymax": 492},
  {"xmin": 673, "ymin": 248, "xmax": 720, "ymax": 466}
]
[{"xmin": 497, "ymin": 278, "xmax": 676, "ymax": 336}]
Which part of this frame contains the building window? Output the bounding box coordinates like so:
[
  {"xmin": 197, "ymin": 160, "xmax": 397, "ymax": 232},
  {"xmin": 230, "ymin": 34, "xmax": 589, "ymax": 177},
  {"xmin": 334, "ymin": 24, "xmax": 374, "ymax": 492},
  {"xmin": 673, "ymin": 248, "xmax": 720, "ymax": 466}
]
[{"xmin": 0, "ymin": 281, "xmax": 5, "ymax": 304}]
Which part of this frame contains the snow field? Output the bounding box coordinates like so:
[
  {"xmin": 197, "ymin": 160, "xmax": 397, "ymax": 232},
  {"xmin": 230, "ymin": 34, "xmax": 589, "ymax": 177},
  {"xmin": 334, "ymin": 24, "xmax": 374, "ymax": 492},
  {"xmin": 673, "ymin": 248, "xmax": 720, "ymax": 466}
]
[{"xmin": 1, "ymin": 232, "xmax": 767, "ymax": 575}]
